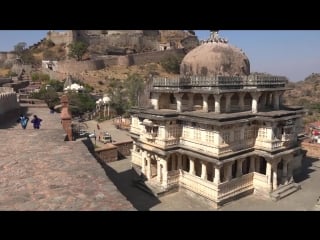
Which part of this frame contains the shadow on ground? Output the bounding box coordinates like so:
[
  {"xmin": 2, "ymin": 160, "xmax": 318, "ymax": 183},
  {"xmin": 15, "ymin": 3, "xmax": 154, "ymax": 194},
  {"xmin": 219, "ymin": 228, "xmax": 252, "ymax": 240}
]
[
  {"xmin": 82, "ymin": 138, "xmax": 161, "ymax": 211},
  {"xmin": 0, "ymin": 106, "xmax": 30, "ymax": 129},
  {"xmin": 294, "ymin": 156, "xmax": 318, "ymax": 183}
]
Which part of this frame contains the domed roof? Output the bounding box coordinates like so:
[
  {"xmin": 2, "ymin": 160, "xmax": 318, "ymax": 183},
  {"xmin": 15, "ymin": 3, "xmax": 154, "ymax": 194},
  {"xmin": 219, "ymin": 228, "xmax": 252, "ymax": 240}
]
[{"xmin": 180, "ymin": 32, "xmax": 250, "ymax": 77}]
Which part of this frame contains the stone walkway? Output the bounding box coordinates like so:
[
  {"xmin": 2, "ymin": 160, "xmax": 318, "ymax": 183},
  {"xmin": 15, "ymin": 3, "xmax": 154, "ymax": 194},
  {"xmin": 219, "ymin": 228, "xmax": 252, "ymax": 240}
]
[{"xmin": 0, "ymin": 106, "xmax": 135, "ymax": 210}]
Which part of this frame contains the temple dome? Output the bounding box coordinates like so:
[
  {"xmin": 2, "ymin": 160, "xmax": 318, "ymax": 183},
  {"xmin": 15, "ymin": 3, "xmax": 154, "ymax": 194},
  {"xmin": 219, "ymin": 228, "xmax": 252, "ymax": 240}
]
[{"xmin": 180, "ymin": 35, "xmax": 250, "ymax": 77}]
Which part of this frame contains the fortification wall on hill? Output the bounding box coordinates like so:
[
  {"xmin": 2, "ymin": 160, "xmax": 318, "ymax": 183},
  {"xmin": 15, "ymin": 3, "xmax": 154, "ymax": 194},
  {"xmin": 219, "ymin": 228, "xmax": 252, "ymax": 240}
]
[
  {"xmin": 55, "ymin": 59, "xmax": 105, "ymax": 73},
  {"xmin": 46, "ymin": 31, "xmax": 74, "ymax": 46},
  {"xmin": 0, "ymin": 52, "xmax": 17, "ymax": 67},
  {"xmin": 131, "ymin": 49, "xmax": 185, "ymax": 65}
]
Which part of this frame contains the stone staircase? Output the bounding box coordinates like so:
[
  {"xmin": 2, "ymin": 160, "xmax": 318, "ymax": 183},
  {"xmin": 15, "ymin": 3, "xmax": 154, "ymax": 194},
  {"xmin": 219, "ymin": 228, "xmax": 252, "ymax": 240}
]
[{"xmin": 270, "ymin": 182, "xmax": 301, "ymax": 201}]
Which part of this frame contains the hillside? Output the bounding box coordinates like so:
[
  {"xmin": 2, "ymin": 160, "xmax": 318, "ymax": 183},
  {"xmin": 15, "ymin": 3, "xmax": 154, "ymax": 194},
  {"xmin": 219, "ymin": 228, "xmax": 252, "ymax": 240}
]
[
  {"xmin": 284, "ymin": 73, "xmax": 320, "ymax": 124},
  {"xmin": 76, "ymin": 62, "xmax": 179, "ymax": 93}
]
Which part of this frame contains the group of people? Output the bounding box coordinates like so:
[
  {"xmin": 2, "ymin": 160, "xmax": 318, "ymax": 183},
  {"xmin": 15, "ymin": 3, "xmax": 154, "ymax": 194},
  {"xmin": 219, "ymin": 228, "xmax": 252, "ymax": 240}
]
[{"xmin": 17, "ymin": 114, "xmax": 42, "ymax": 130}]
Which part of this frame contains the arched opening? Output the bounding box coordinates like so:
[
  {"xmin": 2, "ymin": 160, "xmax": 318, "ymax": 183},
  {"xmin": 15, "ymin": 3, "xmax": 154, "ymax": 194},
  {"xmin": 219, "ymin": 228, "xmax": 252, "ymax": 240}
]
[
  {"xmin": 158, "ymin": 93, "xmax": 171, "ymax": 109},
  {"xmin": 277, "ymin": 159, "xmax": 284, "ymax": 184},
  {"xmin": 244, "ymin": 93, "xmax": 252, "ymax": 111},
  {"xmin": 194, "ymin": 159, "xmax": 201, "ymax": 177},
  {"xmin": 230, "ymin": 93, "xmax": 239, "ymax": 112},
  {"xmin": 220, "ymin": 166, "xmax": 225, "ymax": 182},
  {"xmin": 220, "ymin": 95, "xmax": 226, "ymax": 113},
  {"xmin": 182, "ymin": 155, "xmax": 190, "ymax": 172},
  {"xmin": 208, "ymin": 95, "xmax": 215, "ymax": 112},
  {"xmin": 167, "ymin": 155, "xmax": 173, "ymax": 171},
  {"xmin": 150, "ymin": 156, "xmax": 157, "ymax": 178},
  {"xmin": 193, "ymin": 94, "xmax": 203, "ymax": 111},
  {"xmin": 232, "ymin": 162, "xmax": 236, "ymax": 179},
  {"xmin": 242, "ymin": 157, "xmax": 250, "ymax": 174},
  {"xmin": 169, "ymin": 93, "xmax": 176, "ymax": 110},
  {"xmin": 207, "ymin": 162, "xmax": 214, "ymax": 181},
  {"xmin": 182, "ymin": 93, "xmax": 189, "ymax": 111},
  {"xmin": 260, "ymin": 157, "xmax": 267, "ymax": 174}
]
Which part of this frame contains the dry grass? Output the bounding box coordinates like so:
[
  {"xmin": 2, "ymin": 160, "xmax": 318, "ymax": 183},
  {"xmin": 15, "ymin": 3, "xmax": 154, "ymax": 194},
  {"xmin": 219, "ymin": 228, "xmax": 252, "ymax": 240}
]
[{"xmin": 0, "ymin": 68, "xmax": 10, "ymax": 77}]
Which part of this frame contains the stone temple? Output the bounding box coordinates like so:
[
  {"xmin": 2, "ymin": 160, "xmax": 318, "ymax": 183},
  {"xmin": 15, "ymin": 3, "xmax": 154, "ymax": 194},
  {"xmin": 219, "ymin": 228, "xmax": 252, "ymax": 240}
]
[{"xmin": 129, "ymin": 31, "xmax": 305, "ymax": 208}]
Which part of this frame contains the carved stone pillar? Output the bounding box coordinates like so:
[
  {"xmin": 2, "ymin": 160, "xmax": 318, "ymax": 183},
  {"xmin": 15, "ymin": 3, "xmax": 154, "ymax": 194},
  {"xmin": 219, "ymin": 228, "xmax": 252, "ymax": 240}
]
[
  {"xmin": 177, "ymin": 154, "xmax": 182, "ymax": 170},
  {"xmin": 151, "ymin": 92, "xmax": 160, "ymax": 110},
  {"xmin": 146, "ymin": 154, "xmax": 151, "ymax": 179},
  {"xmin": 201, "ymin": 161, "xmax": 207, "ymax": 180},
  {"xmin": 157, "ymin": 157, "xmax": 161, "ymax": 182},
  {"xmin": 225, "ymin": 163, "xmax": 232, "ymax": 181},
  {"xmin": 250, "ymin": 92, "xmax": 261, "ymax": 114},
  {"xmin": 174, "ymin": 93, "xmax": 183, "ymax": 112},
  {"xmin": 266, "ymin": 161, "xmax": 272, "ymax": 185},
  {"xmin": 213, "ymin": 166, "xmax": 221, "ymax": 184},
  {"xmin": 189, "ymin": 157, "xmax": 195, "ymax": 175},
  {"xmin": 214, "ymin": 94, "xmax": 222, "ymax": 113},
  {"xmin": 225, "ymin": 93, "xmax": 232, "ymax": 113},
  {"xmin": 141, "ymin": 151, "xmax": 146, "ymax": 175},
  {"xmin": 272, "ymin": 162, "xmax": 278, "ymax": 190},
  {"xmin": 202, "ymin": 94, "xmax": 209, "ymax": 112},
  {"xmin": 236, "ymin": 159, "xmax": 244, "ymax": 177},
  {"xmin": 272, "ymin": 91, "xmax": 280, "ymax": 110}
]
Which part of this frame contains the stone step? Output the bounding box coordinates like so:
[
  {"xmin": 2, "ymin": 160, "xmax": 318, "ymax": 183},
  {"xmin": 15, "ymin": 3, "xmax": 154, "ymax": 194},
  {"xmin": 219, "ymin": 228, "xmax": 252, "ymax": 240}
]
[{"xmin": 270, "ymin": 182, "xmax": 301, "ymax": 201}]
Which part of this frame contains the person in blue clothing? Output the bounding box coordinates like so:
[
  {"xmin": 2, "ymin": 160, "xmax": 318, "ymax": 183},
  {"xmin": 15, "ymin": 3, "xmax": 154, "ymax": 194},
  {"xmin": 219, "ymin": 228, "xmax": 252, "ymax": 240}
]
[
  {"xmin": 17, "ymin": 114, "xmax": 29, "ymax": 129},
  {"xmin": 31, "ymin": 115, "xmax": 42, "ymax": 129}
]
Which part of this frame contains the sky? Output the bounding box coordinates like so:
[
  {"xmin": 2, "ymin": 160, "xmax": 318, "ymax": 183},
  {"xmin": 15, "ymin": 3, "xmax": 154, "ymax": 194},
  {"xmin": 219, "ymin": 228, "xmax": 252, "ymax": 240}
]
[{"xmin": 0, "ymin": 30, "xmax": 319, "ymax": 82}]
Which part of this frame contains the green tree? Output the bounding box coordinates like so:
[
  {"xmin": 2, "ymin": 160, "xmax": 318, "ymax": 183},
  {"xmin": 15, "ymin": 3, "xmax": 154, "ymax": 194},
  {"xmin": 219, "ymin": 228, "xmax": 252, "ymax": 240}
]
[
  {"xmin": 68, "ymin": 41, "xmax": 88, "ymax": 61},
  {"xmin": 107, "ymin": 78, "xmax": 129, "ymax": 116},
  {"xmin": 67, "ymin": 92, "xmax": 96, "ymax": 116},
  {"xmin": 14, "ymin": 42, "xmax": 27, "ymax": 57},
  {"xmin": 160, "ymin": 55, "xmax": 182, "ymax": 74},
  {"xmin": 126, "ymin": 73, "xmax": 144, "ymax": 107}
]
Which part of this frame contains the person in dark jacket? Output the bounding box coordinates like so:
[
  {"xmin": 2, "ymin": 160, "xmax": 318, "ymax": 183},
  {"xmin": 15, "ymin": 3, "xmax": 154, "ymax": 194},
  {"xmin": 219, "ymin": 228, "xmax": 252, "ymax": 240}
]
[{"xmin": 31, "ymin": 115, "xmax": 42, "ymax": 129}]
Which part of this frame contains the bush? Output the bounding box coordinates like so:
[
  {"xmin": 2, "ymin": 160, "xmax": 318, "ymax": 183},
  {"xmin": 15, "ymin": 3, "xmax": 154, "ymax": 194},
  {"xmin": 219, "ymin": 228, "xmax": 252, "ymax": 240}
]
[{"xmin": 160, "ymin": 55, "xmax": 181, "ymax": 74}]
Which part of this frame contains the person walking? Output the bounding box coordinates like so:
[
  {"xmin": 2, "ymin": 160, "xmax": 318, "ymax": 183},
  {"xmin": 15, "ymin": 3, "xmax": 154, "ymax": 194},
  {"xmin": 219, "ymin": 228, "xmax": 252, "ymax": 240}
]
[
  {"xmin": 17, "ymin": 114, "xmax": 29, "ymax": 129},
  {"xmin": 31, "ymin": 115, "xmax": 43, "ymax": 129}
]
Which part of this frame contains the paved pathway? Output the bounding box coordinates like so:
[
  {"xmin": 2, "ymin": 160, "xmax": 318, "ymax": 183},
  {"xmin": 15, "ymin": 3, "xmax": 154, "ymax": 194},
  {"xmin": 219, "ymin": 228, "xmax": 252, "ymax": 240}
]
[{"xmin": 0, "ymin": 106, "xmax": 134, "ymax": 210}]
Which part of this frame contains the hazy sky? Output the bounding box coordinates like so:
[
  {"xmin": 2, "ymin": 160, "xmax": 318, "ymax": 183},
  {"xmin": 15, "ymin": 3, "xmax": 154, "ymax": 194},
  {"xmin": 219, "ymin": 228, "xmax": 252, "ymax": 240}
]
[{"xmin": 0, "ymin": 30, "xmax": 319, "ymax": 82}]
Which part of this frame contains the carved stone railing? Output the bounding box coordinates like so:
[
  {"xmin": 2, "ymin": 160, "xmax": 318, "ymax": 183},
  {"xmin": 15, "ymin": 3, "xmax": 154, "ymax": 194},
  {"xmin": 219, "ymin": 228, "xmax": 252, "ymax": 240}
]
[
  {"xmin": 180, "ymin": 171, "xmax": 218, "ymax": 201},
  {"xmin": 167, "ymin": 170, "xmax": 180, "ymax": 188},
  {"xmin": 144, "ymin": 132, "xmax": 158, "ymax": 140},
  {"xmin": 154, "ymin": 138, "xmax": 179, "ymax": 147},
  {"xmin": 152, "ymin": 75, "xmax": 288, "ymax": 91},
  {"xmin": 217, "ymin": 173, "xmax": 254, "ymax": 201}
]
